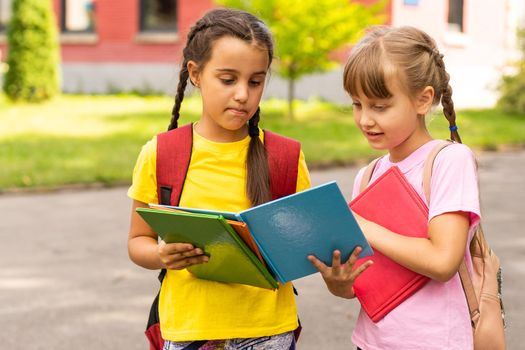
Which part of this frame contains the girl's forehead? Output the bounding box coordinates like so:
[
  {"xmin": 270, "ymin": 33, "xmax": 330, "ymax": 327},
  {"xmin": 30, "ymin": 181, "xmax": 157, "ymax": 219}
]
[
  {"xmin": 352, "ymin": 76, "xmax": 407, "ymax": 101},
  {"xmin": 207, "ymin": 36, "xmax": 270, "ymax": 71}
]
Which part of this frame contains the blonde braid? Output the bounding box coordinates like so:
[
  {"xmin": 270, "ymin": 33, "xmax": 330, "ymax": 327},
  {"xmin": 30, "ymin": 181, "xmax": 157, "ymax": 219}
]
[{"xmin": 433, "ymin": 52, "xmax": 462, "ymax": 143}]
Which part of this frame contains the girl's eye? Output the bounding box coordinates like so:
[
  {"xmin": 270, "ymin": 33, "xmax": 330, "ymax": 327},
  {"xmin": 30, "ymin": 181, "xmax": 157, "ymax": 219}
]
[
  {"xmin": 373, "ymin": 105, "xmax": 387, "ymax": 111},
  {"xmin": 249, "ymin": 80, "xmax": 262, "ymax": 87},
  {"xmin": 352, "ymin": 102, "xmax": 362, "ymax": 109},
  {"xmin": 220, "ymin": 78, "xmax": 235, "ymax": 85}
]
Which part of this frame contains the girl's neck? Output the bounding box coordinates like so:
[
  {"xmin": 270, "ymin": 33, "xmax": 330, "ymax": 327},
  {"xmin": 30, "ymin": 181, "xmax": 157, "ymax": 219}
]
[
  {"xmin": 388, "ymin": 130, "xmax": 433, "ymax": 163},
  {"xmin": 194, "ymin": 121, "xmax": 249, "ymax": 143}
]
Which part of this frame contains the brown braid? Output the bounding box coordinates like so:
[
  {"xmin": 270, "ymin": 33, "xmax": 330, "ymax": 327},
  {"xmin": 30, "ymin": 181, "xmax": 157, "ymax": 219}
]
[
  {"xmin": 247, "ymin": 107, "xmax": 271, "ymax": 206},
  {"xmin": 168, "ymin": 64, "xmax": 189, "ymax": 131}
]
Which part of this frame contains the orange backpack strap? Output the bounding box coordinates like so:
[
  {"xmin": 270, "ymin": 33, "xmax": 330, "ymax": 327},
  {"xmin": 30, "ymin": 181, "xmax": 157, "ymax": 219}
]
[
  {"xmin": 264, "ymin": 130, "xmax": 301, "ymax": 199},
  {"xmin": 421, "ymin": 140, "xmax": 481, "ymax": 324}
]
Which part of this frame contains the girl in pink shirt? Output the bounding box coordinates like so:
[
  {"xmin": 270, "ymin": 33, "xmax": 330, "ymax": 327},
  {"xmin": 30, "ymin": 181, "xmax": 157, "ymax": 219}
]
[{"xmin": 309, "ymin": 26, "xmax": 480, "ymax": 349}]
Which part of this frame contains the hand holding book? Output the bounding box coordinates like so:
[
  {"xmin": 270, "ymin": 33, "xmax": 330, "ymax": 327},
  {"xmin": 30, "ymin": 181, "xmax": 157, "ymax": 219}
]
[
  {"xmin": 308, "ymin": 247, "xmax": 373, "ymax": 299},
  {"xmin": 137, "ymin": 181, "xmax": 373, "ymax": 289},
  {"xmin": 157, "ymin": 241, "xmax": 209, "ymax": 270}
]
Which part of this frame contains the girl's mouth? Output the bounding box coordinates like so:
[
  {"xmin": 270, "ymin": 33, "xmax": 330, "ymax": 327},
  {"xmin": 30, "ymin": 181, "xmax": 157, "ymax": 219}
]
[
  {"xmin": 366, "ymin": 131, "xmax": 383, "ymax": 136},
  {"xmin": 227, "ymin": 108, "xmax": 247, "ymax": 116},
  {"xmin": 365, "ymin": 131, "xmax": 384, "ymax": 140}
]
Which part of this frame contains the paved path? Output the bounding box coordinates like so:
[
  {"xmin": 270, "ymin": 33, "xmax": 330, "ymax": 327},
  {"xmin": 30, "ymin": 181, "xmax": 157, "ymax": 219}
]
[{"xmin": 0, "ymin": 150, "xmax": 523, "ymax": 349}]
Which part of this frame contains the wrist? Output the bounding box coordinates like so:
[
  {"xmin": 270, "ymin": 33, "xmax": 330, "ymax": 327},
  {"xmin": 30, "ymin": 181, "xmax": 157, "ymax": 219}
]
[
  {"xmin": 330, "ymin": 285, "xmax": 356, "ymax": 299},
  {"xmin": 346, "ymin": 286, "xmax": 356, "ymax": 299}
]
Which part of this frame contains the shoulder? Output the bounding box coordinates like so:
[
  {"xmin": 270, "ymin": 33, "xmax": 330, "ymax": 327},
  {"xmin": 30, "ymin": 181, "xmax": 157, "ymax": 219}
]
[
  {"xmin": 128, "ymin": 135, "xmax": 158, "ymax": 203},
  {"xmin": 137, "ymin": 135, "xmax": 158, "ymax": 162},
  {"xmin": 157, "ymin": 124, "xmax": 193, "ymax": 148},
  {"xmin": 264, "ymin": 129, "xmax": 302, "ymax": 163},
  {"xmin": 263, "ymin": 129, "xmax": 300, "ymax": 148},
  {"xmin": 433, "ymin": 142, "xmax": 477, "ymax": 170},
  {"xmin": 430, "ymin": 142, "xmax": 478, "ymax": 189}
]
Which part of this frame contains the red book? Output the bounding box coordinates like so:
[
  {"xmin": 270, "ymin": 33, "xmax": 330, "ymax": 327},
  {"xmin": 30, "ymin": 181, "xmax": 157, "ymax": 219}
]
[{"xmin": 349, "ymin": 166, "xmax": 430, "ymax": 322}]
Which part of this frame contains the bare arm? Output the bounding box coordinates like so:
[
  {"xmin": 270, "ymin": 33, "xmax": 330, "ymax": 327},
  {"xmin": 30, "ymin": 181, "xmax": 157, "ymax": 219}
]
[
  {"xmin": 355, "ymin": 211, "xmax": 469, "ymax": 282},
  {"xmin": 128, "ymin": 200, "xmax": 208, "ymax": 270}
]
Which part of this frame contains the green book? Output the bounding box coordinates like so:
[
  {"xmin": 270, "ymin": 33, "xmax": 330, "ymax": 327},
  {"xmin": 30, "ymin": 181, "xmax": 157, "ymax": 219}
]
[{"xmin": 136, "ymin": 208, "xmax": 278, "ymax": 289}]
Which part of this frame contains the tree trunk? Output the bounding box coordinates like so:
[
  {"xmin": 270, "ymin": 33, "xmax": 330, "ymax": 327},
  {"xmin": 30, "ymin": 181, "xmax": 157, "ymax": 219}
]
[{"xmin": 287, "ymin": 78, "xmax": 296, "ymax": 121}]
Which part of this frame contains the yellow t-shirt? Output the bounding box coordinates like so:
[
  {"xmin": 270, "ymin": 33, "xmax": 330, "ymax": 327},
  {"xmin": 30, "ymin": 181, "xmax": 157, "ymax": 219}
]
[{"xmin": 128, "ymin": 128, "xmax": 311, "ymax": 341}]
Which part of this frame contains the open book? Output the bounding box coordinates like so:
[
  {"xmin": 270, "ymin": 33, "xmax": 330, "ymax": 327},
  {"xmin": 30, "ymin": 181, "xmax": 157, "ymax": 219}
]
[{"xmin": 137, "ymin": 181, "xmax": 373, "ymax": 289}]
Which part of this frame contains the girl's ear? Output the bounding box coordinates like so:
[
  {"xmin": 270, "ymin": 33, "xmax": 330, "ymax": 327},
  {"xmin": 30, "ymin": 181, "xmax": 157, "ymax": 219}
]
[
  {"xmin": 415, "ymin": 86, "xmax": 434, "ymax": 115},
  {"xmin": 187, "ymin": 60, "xmax": 200, "ymax": 87}
]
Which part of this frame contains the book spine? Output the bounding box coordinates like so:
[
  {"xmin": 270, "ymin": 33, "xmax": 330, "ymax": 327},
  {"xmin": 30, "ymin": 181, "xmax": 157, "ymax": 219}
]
[
  {"xmin": 219, "ymin": 219, "xmax": 278, "ymax": 289},
  {"xmin": 239, "ymin": 213, "xmax": 287, "ymax": 284}
]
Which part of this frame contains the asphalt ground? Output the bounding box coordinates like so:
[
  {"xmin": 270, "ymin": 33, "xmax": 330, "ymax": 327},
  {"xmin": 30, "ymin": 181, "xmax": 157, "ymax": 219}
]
[{"xmin": 0, "ymin": 150, "xmax": 523, "ymax": 349}]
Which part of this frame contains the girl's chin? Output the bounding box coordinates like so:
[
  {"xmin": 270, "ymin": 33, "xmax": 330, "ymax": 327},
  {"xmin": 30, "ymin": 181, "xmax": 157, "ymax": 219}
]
[{"xmin": 365, "ymin": 138, "xmax": 387, "ymax": 150}]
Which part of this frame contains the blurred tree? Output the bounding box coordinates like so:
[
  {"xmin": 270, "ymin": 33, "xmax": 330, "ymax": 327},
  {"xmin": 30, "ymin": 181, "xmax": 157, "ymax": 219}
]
[
  {"xmin": 3, "ymin": 0, "xmax": 60, "ymax": 102},
  {"xmin": 217, "ymin": 0, "xmax": 385, "ymax": 119},
  {"xmin": 498, "ymin": 27, "xmax": 525, "ymax": 114}
]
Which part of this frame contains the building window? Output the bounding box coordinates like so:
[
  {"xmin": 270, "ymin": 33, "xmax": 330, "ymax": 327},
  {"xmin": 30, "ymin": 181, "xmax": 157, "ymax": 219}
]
[
  {"xmin": 61, "ymin": 0, "xmax": 95, "ymax": 33},
  {"xmin": 140, "ymin": 0, "xmax": 177, "ymax": 32},
  {"xmin": 447, "ymin": 0, "xmax": 464, "ymax": 32},
  {"xmin": 0, "ymin": 0, "xmax": 11, "ymax": 32}
]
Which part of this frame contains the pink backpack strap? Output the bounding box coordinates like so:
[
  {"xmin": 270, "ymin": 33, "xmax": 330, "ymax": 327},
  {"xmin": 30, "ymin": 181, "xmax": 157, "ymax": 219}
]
[
  {"xmin": 358, "ymin": 157, "xmax": 381, "ymax": 193},
  {"xmin": 264, "ymin": 130, "xmax": 301, "ymax": 199},
  {"xmin": 156, "ymin": 123, "xmax": 193, "ymax": 205},
  {"xmin": 421, "ymin": 141, "xmax": 453, "ymax": 204},
  {"xmin": 421, "ymin": 141, "xmax": 481, "ymax": 323}
]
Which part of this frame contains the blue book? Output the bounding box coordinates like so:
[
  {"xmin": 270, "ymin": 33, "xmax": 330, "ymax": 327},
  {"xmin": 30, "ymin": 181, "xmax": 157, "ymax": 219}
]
[{"xmin": 151, "ymin": 181, "xmax": 373, "ymax": 284}]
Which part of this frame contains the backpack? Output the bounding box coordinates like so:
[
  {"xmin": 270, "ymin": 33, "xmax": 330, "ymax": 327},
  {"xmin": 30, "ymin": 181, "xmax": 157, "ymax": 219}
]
[
  {"xmin": 359, "ymin": 141, "xmax": 506, "ymax": 350},
  {"xmin": 422, "ymin": 141, "xmax": 506, "ymax": 350},
  {"xmin": 145, "ymin": 123, "xmax": 302, "ymax": 350}
]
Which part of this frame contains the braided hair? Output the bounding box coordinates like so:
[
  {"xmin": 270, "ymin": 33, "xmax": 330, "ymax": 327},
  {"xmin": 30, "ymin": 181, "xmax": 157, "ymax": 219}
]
[
  {"xmin": 343, "ymin": 26, "xmax": 462, "ymax": 143},
  {"xmin": 168, "ymin": 8, "xmax": 274, "ymax": 205}
]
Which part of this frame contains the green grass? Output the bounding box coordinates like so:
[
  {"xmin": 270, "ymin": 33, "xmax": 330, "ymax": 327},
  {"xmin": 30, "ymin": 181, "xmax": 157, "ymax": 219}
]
[{"xmin": 0, "ymin": 94, "xmax": 524, "ymax": 191}]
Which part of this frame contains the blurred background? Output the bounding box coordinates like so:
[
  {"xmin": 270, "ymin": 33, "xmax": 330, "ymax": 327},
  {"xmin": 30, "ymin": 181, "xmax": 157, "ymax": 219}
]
[
  {"xmin": 0, "ymin": 1, "xmax": 524, "ymax": 349},
  {"xmin": 1, "ymin": 0, "xmax": 525, "ymax": 190}
]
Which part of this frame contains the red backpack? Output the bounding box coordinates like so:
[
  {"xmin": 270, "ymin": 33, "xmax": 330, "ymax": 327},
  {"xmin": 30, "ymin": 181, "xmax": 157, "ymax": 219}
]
[{"xmin": 145, "ymin": 123, "xmax": 302, "ymax": 350}]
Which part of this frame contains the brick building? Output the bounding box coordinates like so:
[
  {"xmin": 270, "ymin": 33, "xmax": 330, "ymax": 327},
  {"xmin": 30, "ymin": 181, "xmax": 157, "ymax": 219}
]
[
  {"xmin": 0, "ymin": 0, "xmax": 524, "ymax": 107},
  {"xmin": 0, "ymin": 0, "xmax": 213, "ymax": 95}
]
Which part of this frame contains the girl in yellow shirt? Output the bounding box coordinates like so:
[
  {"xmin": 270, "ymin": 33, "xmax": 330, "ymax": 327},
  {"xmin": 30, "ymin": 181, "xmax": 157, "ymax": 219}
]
[{"xmin": 127, "ymin": 8, "xmax": 310, "ymax": 350}]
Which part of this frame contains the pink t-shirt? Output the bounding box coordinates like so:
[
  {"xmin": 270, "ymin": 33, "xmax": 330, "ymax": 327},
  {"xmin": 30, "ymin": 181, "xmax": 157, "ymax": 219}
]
[{"xmin": 351, "ymin": 140, "xmax": 480, "ymax": 350}]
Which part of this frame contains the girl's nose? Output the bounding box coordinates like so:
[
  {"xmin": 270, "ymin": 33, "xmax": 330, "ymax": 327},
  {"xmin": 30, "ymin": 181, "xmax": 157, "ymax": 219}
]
[
  {"xmin": 233, "ymin": 84, "xmax": 249, "ymax": 103},
  {"xmin": 359, "ymin": 110, "xmax": 375, "ymax": 128}
]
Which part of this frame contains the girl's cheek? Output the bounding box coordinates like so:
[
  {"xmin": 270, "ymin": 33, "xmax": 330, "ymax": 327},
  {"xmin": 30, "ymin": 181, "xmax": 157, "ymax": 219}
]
[{"xmin": 353, "ymin": 114, "xmax": 361, "ymax": 127}]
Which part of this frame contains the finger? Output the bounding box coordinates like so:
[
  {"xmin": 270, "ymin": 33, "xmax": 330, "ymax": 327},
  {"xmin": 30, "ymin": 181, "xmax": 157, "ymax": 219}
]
[
  {"xmin": 187, "ymin": 255, "xmax": 209, "ymax": 265},
  {"xmin": 168, "ymin": 255, "xmax": 209, "ymax": 270},
  {"xmin": 307, "ymin": 255, "xmax": 328, "ymax": 273},
  {"xmin": 168, "ymin": 250, "xmax": 205, "ymax": 265},
  {"xmin": 180, "ymin": 248, "xmax": 204, "ymax": 258},
  {"xmin": 163, "ymin": 242, "xmax": 195, "ymax": 254},
  {"xmin": 331, "ymin": 250, "xmax": 343, "ymax": 274},
  {"xmin": 350, "ymin": 260, "xmax": 373, "ymax": 278},
  {"xmin": 346, "ymin": 246, "xmax": 363, "ymax": 267}
]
